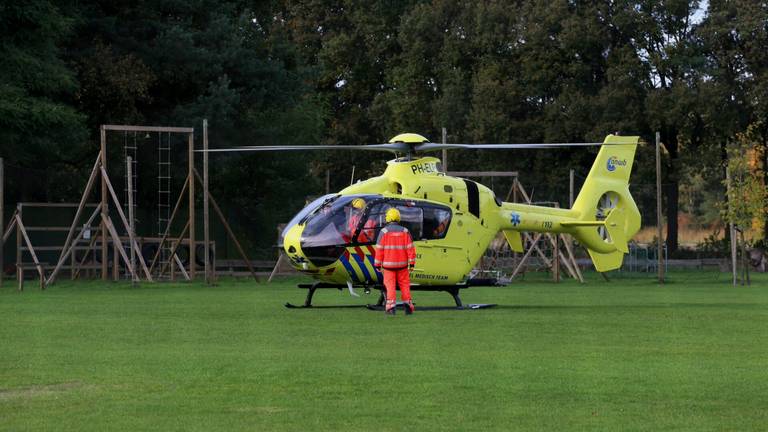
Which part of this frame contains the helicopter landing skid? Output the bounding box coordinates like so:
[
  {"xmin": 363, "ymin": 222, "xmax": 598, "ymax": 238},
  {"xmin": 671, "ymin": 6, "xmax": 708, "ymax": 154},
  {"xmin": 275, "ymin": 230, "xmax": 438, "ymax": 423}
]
[
  {"xmin": 285, "ymin": 283, "xmax": 486, "ymax": 310},
  {"xmin": 284, "ymin": 282, "xmax": 378, "ymax": 308}
]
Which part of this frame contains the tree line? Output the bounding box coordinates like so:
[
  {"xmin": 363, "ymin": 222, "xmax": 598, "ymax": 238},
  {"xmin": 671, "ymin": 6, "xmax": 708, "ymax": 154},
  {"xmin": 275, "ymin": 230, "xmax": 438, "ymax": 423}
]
[{"xmin": 1, "ymin": 0, "xmax": 766, "ymax": 253}]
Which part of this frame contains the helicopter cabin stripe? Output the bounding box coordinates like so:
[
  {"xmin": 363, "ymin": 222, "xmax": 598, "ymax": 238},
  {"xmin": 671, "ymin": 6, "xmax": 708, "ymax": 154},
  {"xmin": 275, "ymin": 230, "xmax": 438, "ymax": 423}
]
[
  {"xmin": 352, "ymin": 253, "xmax": 373, "ymax": 282},
  {"xmin": 366, "ymin": 255, "xmax": 383, "ymax": 282},
  {"xmin": 353, "ymin": 246, "xmax": 366, "ymax": 260},
  {"xmin": 339, "ymin": 251, "xmax": 360, "ymax": 283}
]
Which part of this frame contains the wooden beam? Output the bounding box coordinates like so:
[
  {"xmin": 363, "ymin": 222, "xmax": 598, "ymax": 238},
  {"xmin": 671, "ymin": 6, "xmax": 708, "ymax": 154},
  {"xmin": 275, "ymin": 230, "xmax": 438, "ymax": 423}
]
[
  {"xmin": 268, "ymin": 253, "xmax": 284, "ymax": 283},
  {"xmin": 203, "ymin": 119, "xmax": 210, "ymax": 284},
  {"xmin": 441, "ymin": 127, "xmax": 448, "ymax": 172},
  {"xmin": 552, "ymin": 233, "xmax": 559, "ymax": 282},
  {"xmin": 2, "ymin": 209, "xmax": 18, "ymax": 244},
  {"xmin": 148, "ymin": 174, "xmax": 189, "ymax": 274},
  {"xmin": 727, "ymin": 166, "xmax": 737, "ymax": 286},
  {"xmin": 15, "ymin": 214, "xmax": 45, "ymax": 289},
  {"xmin": 541, "ymin": 231, "xmax": 580, "ymax": 281},
  {"xmin": 99, "ymin": 166, "xmax": 153, "ymax": 281},
  {"xmin": 48, "ymin": 154, "xmax": 101, "ymax": 285},
  {"xmin": 101, "ymin": 126, "xmax": 108, "ymax": 280},
  {"xmin": 192, "ymin": 169, "xmax": 258, "ymax": 280},
  {"xmin": 174, "ymin": 253, "xmax": 191, "ymax": 281},
  {"xmin": 16, "ymin": 204, "xmax": 22, "ymax": 291},
  {"xmin": 158, "ymin": 221, "xmax": 190, "ymax": 278},
  {"xmin": 188, "ymin": 132, "xmax": 196, "ymax": 280},
  {"xmin": 103, "ymin": 216, "xmax": 138, "ymax": 281},
  {"xmin": 17, "ymin": 203, "xmax": 99, "ymax": 208},
  {"xmin": 46, "ymin": 207, "xmax": 101, "ymax": 285},
  {"xmin": 103, "ymin": 125, "xmax": 194, "ymax": 133},
  {"xmin": 560, "ymin": 234, "xmax": 584, "ymax": 283},
  {"xmin": 511, "ymin": 233, "xmax": 543, "ymax": 278},
  {"xmin": 72, "ymin": 233, "xmax": 98, "ymax": 280}
]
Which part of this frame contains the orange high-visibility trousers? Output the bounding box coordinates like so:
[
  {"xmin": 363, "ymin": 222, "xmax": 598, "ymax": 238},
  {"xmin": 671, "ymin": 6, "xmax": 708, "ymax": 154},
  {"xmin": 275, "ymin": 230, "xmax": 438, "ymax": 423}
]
[{"xmin": 383, "ymin": 268, "xmax": 413, "ymax": 312}]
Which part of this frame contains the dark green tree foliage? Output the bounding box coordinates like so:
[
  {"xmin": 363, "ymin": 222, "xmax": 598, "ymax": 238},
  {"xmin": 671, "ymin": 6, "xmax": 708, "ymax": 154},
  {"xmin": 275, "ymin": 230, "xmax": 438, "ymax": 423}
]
[
  {"xmin": 4, "ymin": 0, "xmax": 768, "ymax": 255},
  {"xmin": 0, "ymin": 0, "xmax": 88, "ymax": 201},
  {"xmin": 65, "ymin": 0, "xmax": 326, "ymax": 254}
]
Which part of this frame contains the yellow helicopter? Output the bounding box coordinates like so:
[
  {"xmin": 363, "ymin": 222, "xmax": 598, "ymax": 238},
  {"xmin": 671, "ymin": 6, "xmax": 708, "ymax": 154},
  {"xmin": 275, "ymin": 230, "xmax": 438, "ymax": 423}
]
[{"xmin": 207, "ymin": 133, "xmax": 641, "ymax": 307}]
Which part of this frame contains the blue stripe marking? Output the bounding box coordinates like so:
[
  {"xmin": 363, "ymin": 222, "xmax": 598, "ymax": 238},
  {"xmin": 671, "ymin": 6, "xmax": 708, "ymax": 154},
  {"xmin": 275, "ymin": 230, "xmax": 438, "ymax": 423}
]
[
  {"xmin": 339, "ymin": 255, "xmax": 360, "ymax": 283},
  {"xmin": 366, "ymin": 255, "xmax": 382, "ymax": 283},
  {"xmin": 352, "ymin": 253, "xmax": 372, "ymax": 282}
]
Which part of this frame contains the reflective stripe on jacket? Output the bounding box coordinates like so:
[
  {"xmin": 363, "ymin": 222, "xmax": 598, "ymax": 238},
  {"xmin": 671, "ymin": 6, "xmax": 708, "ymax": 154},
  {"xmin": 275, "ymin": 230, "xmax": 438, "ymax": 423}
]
[{"xmin": 374, "ymin": 223, "xmax": 416, "ymax": 269}]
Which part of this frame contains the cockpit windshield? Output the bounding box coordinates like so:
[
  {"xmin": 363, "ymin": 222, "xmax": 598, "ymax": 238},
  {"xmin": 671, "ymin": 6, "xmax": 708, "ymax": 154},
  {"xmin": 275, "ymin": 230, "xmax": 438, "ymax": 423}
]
[{"xmin": 279, "ymin": 194, "xmax": 335, "ymax": 247}]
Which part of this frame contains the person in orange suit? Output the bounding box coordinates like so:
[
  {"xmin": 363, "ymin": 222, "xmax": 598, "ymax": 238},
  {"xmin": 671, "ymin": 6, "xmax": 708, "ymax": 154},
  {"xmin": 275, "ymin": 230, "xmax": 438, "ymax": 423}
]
[
  {"xmin": 374, "ymin": 208, "xmax": 416, "ymax": 315},
  {"xmin": 347, "ymin": 198, "xmax": 376, "ymax": 243}
]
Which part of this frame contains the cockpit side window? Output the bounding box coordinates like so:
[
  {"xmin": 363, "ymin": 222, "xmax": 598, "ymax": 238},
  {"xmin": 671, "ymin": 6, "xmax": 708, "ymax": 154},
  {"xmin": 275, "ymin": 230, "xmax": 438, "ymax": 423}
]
[
  {"xmin": 351, "ymin": 202, "xmax": 423, "ymax": 245},
  {"xmin": 421, "ymin": 205, "xmax": 451, "ymax": 240}
]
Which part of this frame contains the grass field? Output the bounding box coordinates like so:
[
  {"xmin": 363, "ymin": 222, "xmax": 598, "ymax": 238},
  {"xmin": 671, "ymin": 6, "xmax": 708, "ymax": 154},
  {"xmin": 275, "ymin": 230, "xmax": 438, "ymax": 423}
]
[{"xmin": 1, "ymin": 271, "xmax": 767, "ymax": 431}]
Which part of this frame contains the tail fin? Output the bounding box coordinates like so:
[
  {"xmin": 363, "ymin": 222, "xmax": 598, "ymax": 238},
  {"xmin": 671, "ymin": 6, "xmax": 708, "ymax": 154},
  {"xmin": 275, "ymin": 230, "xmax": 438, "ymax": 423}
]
[{"xmin": 566, "ymin": 135, "xmax": 642, "ymax": 272}]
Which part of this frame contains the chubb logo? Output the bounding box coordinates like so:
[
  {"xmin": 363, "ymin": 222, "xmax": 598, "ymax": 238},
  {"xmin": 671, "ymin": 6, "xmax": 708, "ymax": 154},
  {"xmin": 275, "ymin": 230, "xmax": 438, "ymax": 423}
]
[{"xmin": 606, "ymin": 157, "xmax": 627, "ymax": 172}]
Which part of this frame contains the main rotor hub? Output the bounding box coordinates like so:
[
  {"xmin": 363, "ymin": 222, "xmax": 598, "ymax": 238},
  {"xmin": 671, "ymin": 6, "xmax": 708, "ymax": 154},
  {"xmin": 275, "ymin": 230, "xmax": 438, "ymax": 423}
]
[{"xmin": 388, "ymin": 133, "xmax": 430, "ymax": 160}]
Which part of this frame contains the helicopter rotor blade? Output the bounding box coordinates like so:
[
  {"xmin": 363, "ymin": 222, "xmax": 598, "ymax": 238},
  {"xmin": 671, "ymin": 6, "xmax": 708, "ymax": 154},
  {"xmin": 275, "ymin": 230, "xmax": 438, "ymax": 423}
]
[
  {"xmin": 414, "ymin": 142, "xmax": 605, "ymax": 152},
  {"xmin": 197, "ymin": 143, "xmax": 408, "ymax": 153}
]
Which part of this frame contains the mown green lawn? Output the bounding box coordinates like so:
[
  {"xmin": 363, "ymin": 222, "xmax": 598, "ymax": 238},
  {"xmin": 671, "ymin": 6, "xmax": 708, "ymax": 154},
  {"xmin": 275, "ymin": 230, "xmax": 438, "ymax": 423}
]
[{"xmin": 1, "ymin": 271, "xmax": 767, "ymax": 431}]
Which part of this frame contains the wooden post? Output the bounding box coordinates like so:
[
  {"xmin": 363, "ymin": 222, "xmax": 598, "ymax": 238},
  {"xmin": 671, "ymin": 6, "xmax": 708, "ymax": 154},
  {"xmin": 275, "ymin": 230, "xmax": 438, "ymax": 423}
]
[
  {"xmin": 101, "ymin": 126, "xmax": 108, "ymax": 280},
  {"xmin": 170, "ymin": 250, "xmax": 175, "ymax": 281},
  {"xmin": 99, "ymin": 166, "xmax": 152, "ymax": 281},
  {"xmin": 552, "ymin": 231, "xmax": 559, "ymax": 282},
  {"xmin": 113, "ymin": 236, "xmax": 119, "ymax": 281},
  {"xmin": 103, "ymin": 216, "xmax": 138, "ymax": 278},
  {"xmin": 188, "ymin": 132, "xmax": 196, "ymax": 280},
  {"xmin": 655, "ymin": 132, "xmax": 665, "ymax": 284},
  {"xmin": 0, "ymin": 157, "xmax": 3, "ymax": 288},
  {"xmin": 726, "ymin": 166, "xmax": 737, "ymax": 286},
  {"xmin": 70, "ymin": 244, "xmax": 75, "ymax": 280},
  {"xmin": 442, "ymin": 127, "xmax": 448, "ymax": 172},
  {"xmin": 16, "ymin": 214, "xmax": 45, "ymax": 289},
  {"xmin": 16, "ymin": 204, "xmax": 22, "ymax": 291},
  {"xmin": 127, "ymin": 156, "xmax": 136, "ymax": 285},
  {"xmin": 203, "ymin": 119, "xmax": 210, "ymax": 284},
  {"xmin": 512, "ymin": 177, "xmax": 518, "ymax": 268}
]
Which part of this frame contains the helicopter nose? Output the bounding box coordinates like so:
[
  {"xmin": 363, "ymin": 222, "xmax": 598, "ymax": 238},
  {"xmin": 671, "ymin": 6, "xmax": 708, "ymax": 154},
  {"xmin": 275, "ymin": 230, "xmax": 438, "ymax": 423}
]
[{"xmin": 282, "ymin": 223, "xmax": 310, "ymax": 269}]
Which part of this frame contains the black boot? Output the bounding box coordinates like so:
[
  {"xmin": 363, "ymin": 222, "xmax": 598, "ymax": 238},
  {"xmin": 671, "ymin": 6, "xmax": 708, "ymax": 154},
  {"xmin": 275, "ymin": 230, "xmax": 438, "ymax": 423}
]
[
  {"xmin": 403, "ymin": 302, "xmax": 414, "ymax": 315},
  {"xmin": 385, "ymin": 307, "xmax": 396, "ymax": 316}
]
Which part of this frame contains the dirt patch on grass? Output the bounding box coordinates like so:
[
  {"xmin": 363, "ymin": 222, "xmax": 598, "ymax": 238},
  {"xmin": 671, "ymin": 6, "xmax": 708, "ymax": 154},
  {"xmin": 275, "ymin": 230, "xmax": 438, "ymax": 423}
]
[{"xmin": 0, "ymin": 381, "xmax": 88, "ymax": 401}]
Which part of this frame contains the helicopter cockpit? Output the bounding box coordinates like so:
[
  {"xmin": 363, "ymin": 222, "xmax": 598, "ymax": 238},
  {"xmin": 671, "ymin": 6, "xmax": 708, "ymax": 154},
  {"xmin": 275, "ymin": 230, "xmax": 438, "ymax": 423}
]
[{"xmin": 281, "ymin": 194, "xmax": 452, "ymax": 268}]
